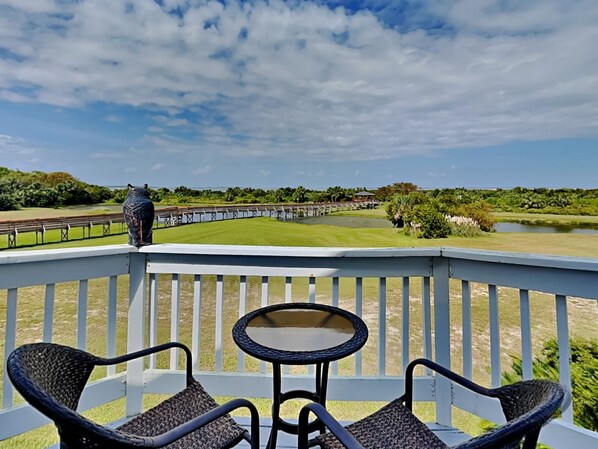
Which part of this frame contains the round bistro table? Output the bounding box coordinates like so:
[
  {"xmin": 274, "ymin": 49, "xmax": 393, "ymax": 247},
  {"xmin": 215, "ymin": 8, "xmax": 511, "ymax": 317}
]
[{"xmin": 232, "ymin": 302, "xmax": 368, "ymax": 449}]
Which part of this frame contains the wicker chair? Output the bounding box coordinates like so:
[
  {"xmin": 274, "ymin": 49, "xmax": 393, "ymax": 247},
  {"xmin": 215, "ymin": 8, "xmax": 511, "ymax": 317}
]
[
  {"xmin": 298, "ymin": 358, "xmax": 565, "ymax": 449},
  {"xmin": 7, "ymin": 342, "xmax": 259, "ymax": 449}
]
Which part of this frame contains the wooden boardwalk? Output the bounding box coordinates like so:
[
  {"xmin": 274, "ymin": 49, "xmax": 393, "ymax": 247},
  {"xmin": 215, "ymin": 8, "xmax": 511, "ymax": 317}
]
[{"xmin": 0, "ymin": 201, "xmax": 378, "ymax": 249}]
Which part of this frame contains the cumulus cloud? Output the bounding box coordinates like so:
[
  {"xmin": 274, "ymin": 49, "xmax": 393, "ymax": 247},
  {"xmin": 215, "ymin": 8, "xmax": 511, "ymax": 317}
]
[
  {"xmin": 152, "ymin": 163, "xmax": 164, "ymax": 170},
  {"xmin": 0, "ymin": 0, "xmax": 597, "ymax": 163}
]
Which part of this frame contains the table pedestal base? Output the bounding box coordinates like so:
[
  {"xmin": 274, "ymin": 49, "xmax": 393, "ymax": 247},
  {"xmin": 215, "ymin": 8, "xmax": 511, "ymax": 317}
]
[{"xmin": 267, "ymin": 361, "xmax": 330, "ymax": 449}]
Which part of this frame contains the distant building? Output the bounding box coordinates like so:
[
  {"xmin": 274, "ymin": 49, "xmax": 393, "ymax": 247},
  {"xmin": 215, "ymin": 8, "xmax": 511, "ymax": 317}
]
[{"xmin": 353, "ymin": 191, "xmax": 376, "ymax": 201}]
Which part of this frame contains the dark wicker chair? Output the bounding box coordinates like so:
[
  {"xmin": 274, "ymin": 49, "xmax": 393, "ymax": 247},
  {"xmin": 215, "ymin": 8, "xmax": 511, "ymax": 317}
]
[
  {"xmin": 298, "ymin": 358, "xmax": 565, "ymax": 449},
  {"xmin": 7, "ymin": 342, "xmax": 259, "ymax": 449}
]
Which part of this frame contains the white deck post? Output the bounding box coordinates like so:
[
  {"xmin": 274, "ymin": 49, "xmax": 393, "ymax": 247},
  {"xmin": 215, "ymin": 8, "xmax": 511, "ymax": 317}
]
[
  {"xmin": 126, "ymin": 251, "xmax": 147, "ymax": 417},
  {"xmin": 433, "ymin": 256, "xmax": 452, "ymax": 426}
]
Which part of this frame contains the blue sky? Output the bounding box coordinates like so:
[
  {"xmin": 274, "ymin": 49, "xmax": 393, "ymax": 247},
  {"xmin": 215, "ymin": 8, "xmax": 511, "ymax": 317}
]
[{"xmin": 0, "ymin": 0, "xmax": 597, "ymax": 189}]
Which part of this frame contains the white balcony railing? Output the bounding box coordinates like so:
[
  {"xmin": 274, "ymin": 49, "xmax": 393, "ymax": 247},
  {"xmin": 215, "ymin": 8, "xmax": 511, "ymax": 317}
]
[{"xmin": 1, "ymin": 244, "xmax": 597, "ymax": 448}]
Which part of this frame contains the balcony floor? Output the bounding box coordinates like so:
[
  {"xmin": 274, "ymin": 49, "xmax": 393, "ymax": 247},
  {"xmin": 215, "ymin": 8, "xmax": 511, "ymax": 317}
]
[
  {"xmin": 233, "ymin": 417, "xmax": 471, "ymax": 448},
  {"xmin": 45, "ymin": 417, "xmax": 470, "ymax": 449}
]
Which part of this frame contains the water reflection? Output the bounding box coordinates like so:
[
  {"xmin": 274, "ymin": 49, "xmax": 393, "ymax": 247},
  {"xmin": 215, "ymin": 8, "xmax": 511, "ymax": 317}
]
[{"xmin": 284, "ymin": 215, "xmax": 598, "ymax": 234}]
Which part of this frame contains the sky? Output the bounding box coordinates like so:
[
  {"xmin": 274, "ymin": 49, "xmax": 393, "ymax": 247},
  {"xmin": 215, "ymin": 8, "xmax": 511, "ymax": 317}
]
[{"xmin": 0, "ymin": 0, "xmax": 597, "ymax": 190}]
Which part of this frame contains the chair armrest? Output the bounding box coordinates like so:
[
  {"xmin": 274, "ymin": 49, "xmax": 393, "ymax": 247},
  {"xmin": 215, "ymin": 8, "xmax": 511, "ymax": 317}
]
[
  {"xmin": 96, "ymin": 342, "xmax": 194, "ymax": 385},
  {"xmin": 298, "ymin": 403, "xmax": 363, "ymax": 449},
  {"xmin": 401, "ymin": 358, "xmax": 492, "ymax": 409},
  {"xmin": 150, "ymin": 398, "xmax": 260, "ymax": 449}
]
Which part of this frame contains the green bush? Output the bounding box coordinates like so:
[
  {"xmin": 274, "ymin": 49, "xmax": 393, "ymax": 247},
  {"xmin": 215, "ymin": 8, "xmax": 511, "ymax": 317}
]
[
  {"xmin": 503, "ymin": 338, "xmax": 598, "ymax": 432},
  {"xmin": 457, "ymin": 201, "xmax": 496, "ymax": 232},
  {"xmin": 407, "ymin": 203, "xmax": 450, "ymax": 238}
]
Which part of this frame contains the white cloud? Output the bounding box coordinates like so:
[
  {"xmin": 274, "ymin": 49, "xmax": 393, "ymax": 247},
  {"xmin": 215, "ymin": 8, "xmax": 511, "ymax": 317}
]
[
  {"xmin": 193, "ymin": 165, "xmax": 214, "ymax": 175},
  {"xmin": 104, "ymin": 114, "xmax": 122, "ymax": 123},
  {"xmin": 0, "ymin": 0, "xmax": 597, "ymax": 163},
  {"xmin": 152, "ymin": 163, "xmax": 164, "ymax": 170},
  {"xmin": 90, "ymin": 152, "xmax": 125, "ymax": 159},
  {"xmin": 259, "ymin": 169, "xmax": 271, "ymax": 176},
  {"xmin": 0, "ymin": 133, "xmax": 37, "ymax": 157},
  {"xmin": 165, "ymin": 118, "xmax": 189, "ymax": 127}
]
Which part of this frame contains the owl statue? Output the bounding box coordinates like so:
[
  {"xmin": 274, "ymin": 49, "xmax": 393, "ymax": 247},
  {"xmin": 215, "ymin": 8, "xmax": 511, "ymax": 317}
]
[{"xmin": 123, "ymin": 183, "xmax": 155, "ymax": 247}]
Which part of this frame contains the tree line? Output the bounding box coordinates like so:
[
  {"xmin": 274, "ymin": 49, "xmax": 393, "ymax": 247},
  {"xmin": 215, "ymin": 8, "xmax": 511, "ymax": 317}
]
[
  {"xmin": 1, "ymin": 167, "xmax": 597, "ymax": 216},
  {"xmin": 0, "ymin": 167, "xmax": 367, "ymax": 211}
]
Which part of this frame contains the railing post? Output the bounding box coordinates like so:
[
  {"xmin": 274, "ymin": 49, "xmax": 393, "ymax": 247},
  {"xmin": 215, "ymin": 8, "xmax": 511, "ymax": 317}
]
[
  {"xmin": 433, "ymin": 256, "xmax": 452, "ymax": 426},
  {"xmin": 126, "ymin": 251, "xmax": 147, "ymax": 417}
]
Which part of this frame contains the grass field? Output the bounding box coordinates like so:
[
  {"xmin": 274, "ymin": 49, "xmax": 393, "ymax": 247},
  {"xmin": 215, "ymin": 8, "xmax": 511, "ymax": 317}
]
[
  {"xmin": 12, "ymin": 214, "xmax": 598, "ymax": 258},
  {"xmin": 1, "ymin": 211, "xmax": 597, "ymax": 449}
]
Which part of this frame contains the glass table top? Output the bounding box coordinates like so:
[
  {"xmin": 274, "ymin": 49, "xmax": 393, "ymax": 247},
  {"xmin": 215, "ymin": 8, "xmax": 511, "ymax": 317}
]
[{"xmin": 245, "ymin": 309, "xmax": 355, "ymax": 352}]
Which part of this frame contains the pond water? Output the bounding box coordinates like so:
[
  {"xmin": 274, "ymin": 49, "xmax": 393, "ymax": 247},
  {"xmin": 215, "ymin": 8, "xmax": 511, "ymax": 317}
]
[
  {"xmin": 494, "ymin": 222, "xmax": 598, "ymax": 234},
  {"xmin": 285, "ymin": 215, "xmax": 598, "ymax": 234}
]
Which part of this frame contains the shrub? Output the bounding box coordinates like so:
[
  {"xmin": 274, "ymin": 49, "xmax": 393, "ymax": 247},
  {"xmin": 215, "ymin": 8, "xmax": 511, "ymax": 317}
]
[
  {"xmin": 457, "ymin": 201, "xmax": 496, "ymax": 232},
  {"xmin": 445, "ymin": 215, "xmax": 482, "ymax": 237},
  {"xmin": 407, "ymin": 203, "xmax": 450, "ymax": 238},
  {"xmin": 503, "ymin": 338, "xmax": 598, "ymax": 432}
]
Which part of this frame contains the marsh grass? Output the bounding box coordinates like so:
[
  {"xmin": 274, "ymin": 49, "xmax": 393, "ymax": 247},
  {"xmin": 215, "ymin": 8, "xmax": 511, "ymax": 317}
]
[{"xmin": 1, "ymin": 217, "xmax": 597, "ymax": 448}]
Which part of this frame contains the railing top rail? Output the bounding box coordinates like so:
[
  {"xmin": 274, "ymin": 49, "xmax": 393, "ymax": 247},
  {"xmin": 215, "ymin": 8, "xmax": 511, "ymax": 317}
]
[
  {"xmin": 0, "ymin": 244, "xmax": 133, "ymax": 265},
  {"xmin": 1, "ymin": 243, "xmax": 597, "ymax": 272},
  {"xmin": 139, "ymin": 243, "xmax": 442, "ymax": 258},
  {"xmin": 440, "ymin": 247, "xmax": 598, "ymax": 272}
]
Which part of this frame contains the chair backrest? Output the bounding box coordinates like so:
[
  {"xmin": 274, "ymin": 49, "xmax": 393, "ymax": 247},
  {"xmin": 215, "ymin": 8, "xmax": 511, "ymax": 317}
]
[
  {"xmin": 7, "ymin": 343, "xmax": 149, "ymax": 449},
  {"xmin": 7, "ymin": 343, "xmax": 99, "ymax": 414},
  {"xmin": 455, "ymin": 379, "xmax": 564, "ymax": 449}
]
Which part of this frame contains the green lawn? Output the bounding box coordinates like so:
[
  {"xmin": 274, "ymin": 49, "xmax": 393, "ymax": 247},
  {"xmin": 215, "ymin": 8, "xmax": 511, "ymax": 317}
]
[{"xmin": 19, "ymin": 216, "xmax": 598, "ymax": 258}]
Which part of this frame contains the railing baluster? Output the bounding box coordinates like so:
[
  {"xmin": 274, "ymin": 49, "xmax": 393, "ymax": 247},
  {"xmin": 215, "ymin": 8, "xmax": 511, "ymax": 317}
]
[
  {"xmin": 462, "ymin": 280, "xmax": 472, "ymax": 379},
  {"xmin": 215, "ymin": 274, "xmax": 224, "ymax": 372},
  {"xmin": 332, "ymin": 277, "xmax": 339, "ymax": 307},
  {"xmin": 331, "ymin": 277, "xmax": 340, "ymax": 375},
  {"xmin": 261, "ymin": 276, "xmax": 269, "ymax": 307},
  {"xmin": 422, "ymin": 277, "xmax": 432, "ymax": 365},
  {"xmin": 43, "ymin": 283, "xmax": 55, "ymax": 343},
  {"xmin": 77, "ymin": 279, "xmax": 88, "ymax": 350},
  {"xmin": 283, "ymin": 276, "xmax": 292, "ymax": 374},
  {"xmin": 238, "ymin": 275, "xmax": 247, "ymax": 372},
  {"xmin": 3, "ymin": 288, "xmax": 17, "ymax": 409},
  {"xmin": 489, "ymin": 284, "xmax": 501, "ymax": 387},
  {"xmin": 107, "ymin": 276, "xmax": 118, "ymax": 376},
  {"xmin": 308, "ymin": 275, "xmax": 317, "ymax": 375},
  {"xmin": 519, "ymin": 289, "xmax": 532, "ymax": 380},
  {"xmin": 285, "ymin": 276, "xmax": 292, "ymax": 303},
  {"xmin": 260, "ymin": 276, "xmax": 269, "ymax": 373},
  {"xmin": 355, "ymin": 277, "xmax": 363, "ymax": 376},
  {"xmin": 556, "ymin": 294, "xmax": 573, "ymax": 422},
  {"xmin": 192, "ymin": 275, "xmax": 202, "ymax": 371},
  {"xmin": 170, "ymin": 274, "xmax": 180, "ymax": 369},
  {"xmin": 148, "ymin": 273, "xmax": 158, "ymax": 369},
  {"xmin": 378, "ymin": 277, "xmax": 387, "ymax": 376},
  {"xmin": 401, "ymin": 277, "xmax": 410, "ymax": 373}
]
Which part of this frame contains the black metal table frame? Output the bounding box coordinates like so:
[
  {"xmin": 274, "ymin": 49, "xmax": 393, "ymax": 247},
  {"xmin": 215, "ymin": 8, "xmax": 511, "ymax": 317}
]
[{"xmin": 232, "ymin": 302, "xmax": 368, "ymax": 449}]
